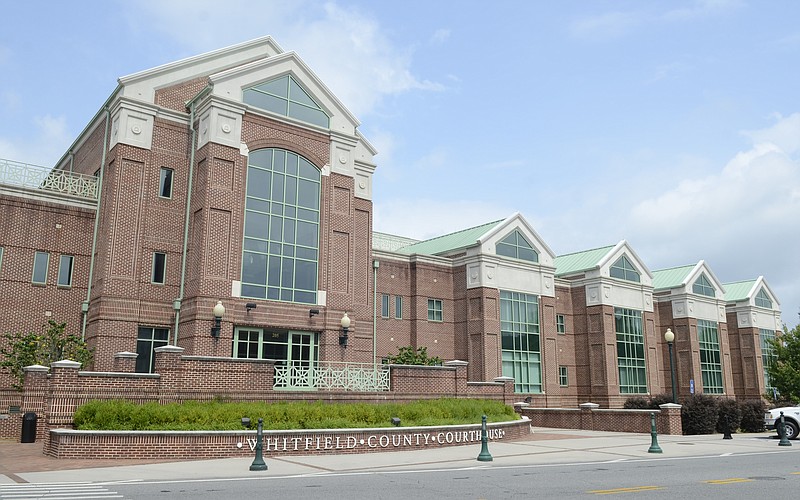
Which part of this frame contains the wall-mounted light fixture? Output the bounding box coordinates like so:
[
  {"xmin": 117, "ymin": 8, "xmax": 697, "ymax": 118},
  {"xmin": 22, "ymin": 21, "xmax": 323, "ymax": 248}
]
[
  {"xmin": 309, "ymin": 309, "xmax": 320, "ymax": 317},
  {"xmin": 211, "ymin": 300, "xmax": 225, "ymax": 337},
  {"xmin": 339, "ymin": 312, "xmax": 351, "ymax": 347},
  {"xmin": 246, "ymin": 303, "xmax": 257, "ymax": 313}
]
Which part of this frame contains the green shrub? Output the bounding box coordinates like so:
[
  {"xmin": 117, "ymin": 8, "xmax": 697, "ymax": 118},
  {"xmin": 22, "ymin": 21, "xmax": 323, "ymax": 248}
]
[
  {"xmin": 716, "ymin": 398, "xmax": 742, "ymax": 434},
  {"xmin": 739, "ymin": 399, "xmax": 767, "ymax": 433},
  {"xmin": 73, "ymin": 398, "xmax": 518, "ymax": 431},
  {"xmin": 649, "ymin": 394, "xmax": 675, "ymax": 408},
  {"xmin": 623, "ymin": 397, "xmax": 650, "ymax": 409},
  {"xmin": 681, "ymin": 394, "xmax": 719, "ymax": 435}
]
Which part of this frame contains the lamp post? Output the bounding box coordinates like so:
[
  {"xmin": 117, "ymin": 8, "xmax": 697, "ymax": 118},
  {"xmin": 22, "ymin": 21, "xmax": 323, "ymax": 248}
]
[
  {"xmin": 664, "ymin": 328, "xmax": 677, "ymax": 403},
  {"xmin": 339, "ymin": 312, "xmax": 351, "ymax": 347},
  {"xmin": 242, "ymin": 417, "xmax": 268, "ymax": 471},
  {"xmin": 211, "ymin": 300, "xmax": 225, "ymax": 338}
]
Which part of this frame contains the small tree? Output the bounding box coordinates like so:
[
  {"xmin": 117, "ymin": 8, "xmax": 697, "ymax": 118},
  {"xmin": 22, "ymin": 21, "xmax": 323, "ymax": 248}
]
[
  {"xmin": 766, "ymin": 322, "xmax": 800, "ymax": 404},
  {"xmin": 385, "ymin": 346, "xmax": 442, "ymax": 366},
  {"xmin": 1, "ymin": 320, "xmax": 93, "ymax": 390}
]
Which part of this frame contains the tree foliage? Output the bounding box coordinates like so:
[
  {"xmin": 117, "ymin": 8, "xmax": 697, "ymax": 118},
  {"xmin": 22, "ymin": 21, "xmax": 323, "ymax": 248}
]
[
  {"xmin": 766, "ymin": 322, "xmax": 800, "ymax": 404},
  {"xmin": 384, "ymin": 346, "xmax": 442, "ymax": 366},
  {"xmin": 1, "ymin": 320, "xmax": 93, "ymax": 391}
]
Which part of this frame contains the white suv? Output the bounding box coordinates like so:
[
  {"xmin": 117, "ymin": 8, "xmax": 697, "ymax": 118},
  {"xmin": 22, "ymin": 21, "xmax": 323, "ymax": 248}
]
[{"xmin": 765, "ymin": 405, "xmax": 800, "ymax": 440}]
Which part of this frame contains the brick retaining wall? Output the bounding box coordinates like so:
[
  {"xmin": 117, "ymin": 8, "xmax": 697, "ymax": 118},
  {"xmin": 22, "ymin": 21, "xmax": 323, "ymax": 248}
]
[
  {"xmin": 46, "ymin": 418, "xmax": 531, "ymax": 459},
  {"xmin": 519, "ymin": 402, "xmax": 683, "ymax": 435}
]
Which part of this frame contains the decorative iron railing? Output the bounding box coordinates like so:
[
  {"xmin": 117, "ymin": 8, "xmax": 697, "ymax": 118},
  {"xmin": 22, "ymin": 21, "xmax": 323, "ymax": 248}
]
[
  {"xmin": 274, "ymin": 361, "xmax": 390, "ymax": 392},
  {"xmin": 0, "ymin": 158, "xmax": 99, "ymax": 200}
]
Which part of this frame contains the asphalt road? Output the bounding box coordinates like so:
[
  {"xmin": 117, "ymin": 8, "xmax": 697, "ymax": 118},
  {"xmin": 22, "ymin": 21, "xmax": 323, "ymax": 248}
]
[{"xmin": 95, "ymin": 449, "xmax": 800, "ymax": 499}]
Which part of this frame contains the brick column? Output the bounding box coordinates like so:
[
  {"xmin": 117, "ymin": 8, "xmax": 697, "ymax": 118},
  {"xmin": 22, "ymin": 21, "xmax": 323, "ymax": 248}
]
[
  {"xmin": 657, "ymin": 403, "xmax": 683, "ymax": 435},
  {"xmin": 445, "ymin": 360, "xmax": 468, "ymax": 396},
  {"xmin": 47, "ymin": 360, "xmax": 82, "ymax": 450},
  {"xmin": 154, "ymin": 345, "xmax": 185, "ymax": 403},
  {"xmin": 580, "ymin": 402, "xmax": 599, "ymax": 430},
  {"xmin": 493, "ymin": 376, "xmax": 515, "ymax": 404},
  {"xmin": 113, "ymin": 351, "xmax": 138, "ymax": 373},
  {"xmin": 21, "ymin": 365, "xmax": 49, "ymax": 442}
]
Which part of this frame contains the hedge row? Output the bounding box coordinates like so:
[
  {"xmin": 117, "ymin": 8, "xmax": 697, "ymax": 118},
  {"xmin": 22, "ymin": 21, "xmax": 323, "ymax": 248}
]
[
  {"xmin": 623, "ymin": 394, "xmax": 766, "ymax": 435},
  {"xmin": 73, "ymin": 398, "xmax": 520, "ymax": 431}
]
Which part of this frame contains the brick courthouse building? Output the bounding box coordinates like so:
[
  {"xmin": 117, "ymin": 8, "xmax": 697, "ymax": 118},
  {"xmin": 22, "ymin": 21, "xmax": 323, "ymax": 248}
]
[{"xmin": 0, "ymin": 37, "xmax": 784, "ymax": 411}]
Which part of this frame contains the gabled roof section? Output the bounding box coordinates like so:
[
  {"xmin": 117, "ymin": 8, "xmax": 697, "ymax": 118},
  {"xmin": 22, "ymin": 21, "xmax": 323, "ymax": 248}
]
[
  {"xmin": 652, "ymin": 264, "xmax": 696, "ymax": 290},
  {"xmin": 478, "ymin": 212, "xmax": 557, "ymax": 263},
  {"xmin": 396, "ymin": 220, "xmax": 504, "ymax": 256},
  {"xmin": 724, "ymin": 276, "xmax": 780, "ymax": 308},
  {"xmin": 555, "ymin": 245, "xmax": 615, "ymax": 276},
  {"xmin": 724, "ymin": 279, "xmax": 757, "ymax": 302},
  {"xmin": 210, "ymin": 50, "xmax": 360, "ymax": 131},
  {"xmin": 118, "ymin": 36, "xmax": 284, "ymax": 103}
]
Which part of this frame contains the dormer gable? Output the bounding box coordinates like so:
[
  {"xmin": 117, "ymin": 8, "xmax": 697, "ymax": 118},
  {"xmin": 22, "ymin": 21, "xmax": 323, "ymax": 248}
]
[
  {"xmin": 596, "ymin": 241, "xmax": 653, "ymax": 287},
  {"xmin": 478, "ymin": 213, "xmax": 556, "ymax": 267},
  {"xmin": 725, "ymin": 276, "xmax": 782, "ymax": 330}
]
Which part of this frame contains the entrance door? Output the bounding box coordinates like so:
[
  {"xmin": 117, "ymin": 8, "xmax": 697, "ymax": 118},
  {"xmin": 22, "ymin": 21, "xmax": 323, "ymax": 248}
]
[{"xmin": 286, "ymin": 331, "xmax": 317, "ymax": 389}]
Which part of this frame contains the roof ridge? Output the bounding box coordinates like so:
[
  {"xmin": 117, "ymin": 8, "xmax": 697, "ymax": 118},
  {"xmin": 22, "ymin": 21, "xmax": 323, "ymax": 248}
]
[
  {"xmin": 412, "ymin": 219, "xmax": 504, "ymax": 245},
  {"xmin": 556, "ymin": 244, "xmax": 615, "ymax": 258}
]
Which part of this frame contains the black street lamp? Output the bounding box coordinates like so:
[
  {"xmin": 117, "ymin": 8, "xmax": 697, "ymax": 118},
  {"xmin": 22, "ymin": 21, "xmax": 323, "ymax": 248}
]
[{"xmin": 665, "ymin": 328, "xmax": 677, "ymax": 404}]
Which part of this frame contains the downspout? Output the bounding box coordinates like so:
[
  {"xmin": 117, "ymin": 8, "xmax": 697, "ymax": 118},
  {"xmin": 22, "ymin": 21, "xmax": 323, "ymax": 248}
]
[
  {"xmin": 174, "ymin": 86, "xmax": 210, "ymax": 344},
  {"xmin": 81, "ymin": 107, "xmax": 112, "ymax": 339},
  {"xmin": 373, "ymin": 259, "xmax": 379, "ymax": 370}
]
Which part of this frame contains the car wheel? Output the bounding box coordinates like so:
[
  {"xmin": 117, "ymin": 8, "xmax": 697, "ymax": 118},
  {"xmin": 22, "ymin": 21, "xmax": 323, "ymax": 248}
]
[{"xmin": 783, "ymin": 421, "xmax": 799, "ymax": 440}]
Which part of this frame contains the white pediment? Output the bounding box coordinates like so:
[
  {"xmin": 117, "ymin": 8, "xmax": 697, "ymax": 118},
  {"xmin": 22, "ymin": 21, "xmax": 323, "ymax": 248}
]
[
  {"xmin": 595, "ymin": 241, "xmax": 653, "ymax": 287},
  {"xmin": 477, "ymin": 212, "xmax": 556, "ymax": 267},
  {"xmin": 209, "ymin": 51, "xmax": 360, "ymax": 137}
]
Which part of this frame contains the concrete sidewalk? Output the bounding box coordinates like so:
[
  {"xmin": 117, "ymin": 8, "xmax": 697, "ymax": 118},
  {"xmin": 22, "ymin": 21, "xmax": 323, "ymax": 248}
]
[{"xmin": 1, "ymin": 428, "xmax": 797, "ymax": 485}]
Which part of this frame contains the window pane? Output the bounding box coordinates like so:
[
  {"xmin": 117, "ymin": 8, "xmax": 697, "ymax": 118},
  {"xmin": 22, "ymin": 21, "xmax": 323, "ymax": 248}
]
[
  {"xmin": 32, "ymin": 251, "xmax": 49, "ymax": 283},
  {"xmin": 58, "ymin": 255, "xmax": 73, "ymax": 286},
  {"xmin": 152, "ymin": 253, "xmax": 166, "ymax": 284},
  {"xmin": 159, "ymin": 168, "xmax": 173, "ymax": 198},
  {"xmin": 246, "ymin": 167, "xmax": 271, "ymax": 199},
  {"xmin": 395, "ymin": 296, "xmax": 403, "ymax": 319}
]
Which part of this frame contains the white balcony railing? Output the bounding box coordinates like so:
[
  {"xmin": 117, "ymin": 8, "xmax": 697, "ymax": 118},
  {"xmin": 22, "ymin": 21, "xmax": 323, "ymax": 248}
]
[
  {"xmin": 274, "ymin": 361, "xmax": 390, "ymax": 392},
  {"xmin": 0, "ymin": 158, "xmax": 99, "ymax": 200}
]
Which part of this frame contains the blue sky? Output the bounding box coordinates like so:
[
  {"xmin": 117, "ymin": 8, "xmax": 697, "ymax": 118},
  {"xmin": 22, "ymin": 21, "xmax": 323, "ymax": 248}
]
[{"xmin": 1, "ymin": 0, "xmax": 798, "ymax": 325}]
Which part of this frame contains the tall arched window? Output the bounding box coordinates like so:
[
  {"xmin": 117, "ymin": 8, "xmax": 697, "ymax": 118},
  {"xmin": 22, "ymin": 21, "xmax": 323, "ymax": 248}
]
[{"xmin": 241, "ymin": 148, "xmax": 320, "ymax": 304}]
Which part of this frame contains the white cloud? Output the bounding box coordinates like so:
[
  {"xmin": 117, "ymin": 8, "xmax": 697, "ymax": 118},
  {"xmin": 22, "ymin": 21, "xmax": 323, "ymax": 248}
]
[
  {"xmin": 623, "ymin": 113, "xmax": 800, "ymax": 323},
  {"xmin": 0, "ymin": 114, "xmax": 71, "ymax": 167},
  {"xmin": 663, "ymin": 0, "xmax": 744, "ymax": 22},
  {"xmin": 431, "ymin": 28, "xmax": 451, "ymax": 44},
  {"xmin": 127, "ymin": 0, "xmax": 442, "ymax": 119},
  {"xmin": 569, "ymin": 11, "xmax": 643, "ymax": 40}
]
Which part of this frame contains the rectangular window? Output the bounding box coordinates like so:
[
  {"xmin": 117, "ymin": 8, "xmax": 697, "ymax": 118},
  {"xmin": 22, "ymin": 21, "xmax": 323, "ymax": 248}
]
[
  {"xmin": 559, "ymin": 366, "xmax": 568, "ymax": 387},
  {"xmin": 395, "ymin": 295, "xmax": 403, "ymax": 319},
  {"xmin": 698, "ymin": 320, "xmax": 724, "ymax": 394},
  {"xmin": 57, "ymin": 255, "xmax": 74, "ymax": 287},
  {"xmin": 760, "ymin": 328, "xmax": 776, "ymax": 393},
  {"xmin": 152, "ymin": 252, "xmax": 166, "ymax": 284},
  {"xmin": 427, "ymin": 299, "xmax": 443, "ymax": 322},
  {"xmin": 615, "ymin": 307, "xmax": 647, "ymax": 394},
  {"xmin": 556, "ymin": 314, "xmax": 566, "ymax": 334},
  {"xmin": 32, "ymin": 251, "xmax": 49, "ymax": 284},
  {"xmin": 500, "ymin": 290, "xmax": 542, "ymax": 393},
  {"xmin": 159, "ymin": 167, "xmax": 174, "ymax": 198},
  {"xmin": 135, "ymin": 326, "xmax": 170, "ymax": 373},
  {"xmin": 381, "ymin": 294, "xmax": 390, "ymax": 318}
]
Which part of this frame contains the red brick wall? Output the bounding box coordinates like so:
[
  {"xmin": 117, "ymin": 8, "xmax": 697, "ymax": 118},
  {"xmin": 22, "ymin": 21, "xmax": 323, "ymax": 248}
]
[
  {"xmin": 521, "ymin": 404, "xmax": 682, "ymax": 435},
  {"xmin": 46, "ymin": 418, "xmax": 531, "ymax": 459}
]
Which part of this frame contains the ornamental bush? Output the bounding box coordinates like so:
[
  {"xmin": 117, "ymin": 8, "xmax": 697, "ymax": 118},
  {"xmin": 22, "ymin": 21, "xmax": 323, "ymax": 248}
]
[
  {"xmin": 681, "ymin": 394, "xmax": 719, "ymax": 435},
  {"xmin": 739, "ymin": 399, "xmax": 767, "ymax": 433},
  {"xmin": 715, "ymin": 398, "xmax": 742, "ymax": 435}
]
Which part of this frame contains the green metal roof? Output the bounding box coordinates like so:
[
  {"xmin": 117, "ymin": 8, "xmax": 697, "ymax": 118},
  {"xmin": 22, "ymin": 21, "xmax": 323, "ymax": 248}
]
[
  {"xmin": 652, "ymin": 264, "xmax": 696, "ymax": 290},
  {"xmin": 396, "ymin": 220, "xmax": 504, "ymax": 256},
  {"xmin": 724, "ymin": 279, "xmax": 756, "ymax": 302},
  {"xmin": 554, "ymin": 245, "xmax": 614, "ymax": 276}
]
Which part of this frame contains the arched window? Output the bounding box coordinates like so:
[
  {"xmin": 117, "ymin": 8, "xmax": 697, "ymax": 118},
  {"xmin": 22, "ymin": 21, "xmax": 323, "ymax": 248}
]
[
  {"xmin": 755, "ymin": 288, "xmax": 772, "ymax": 308},
  {"xmin": 496, "ymin": 230, "xmax": 538, "ymax": 262},
  {"xmin": 243, "ymin": 75, "xmax": 329, "ymax": 128},
  {"xmin": 241, "ymin": 148, "xmax": 320, "ymax": 304},
  {"xmin": 692, "ymin": 273, "xmax": 716, "ymax": 297},
  {"xmin": 610, "ymin": 255, "xmax": 640, "ymax": 283}
]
